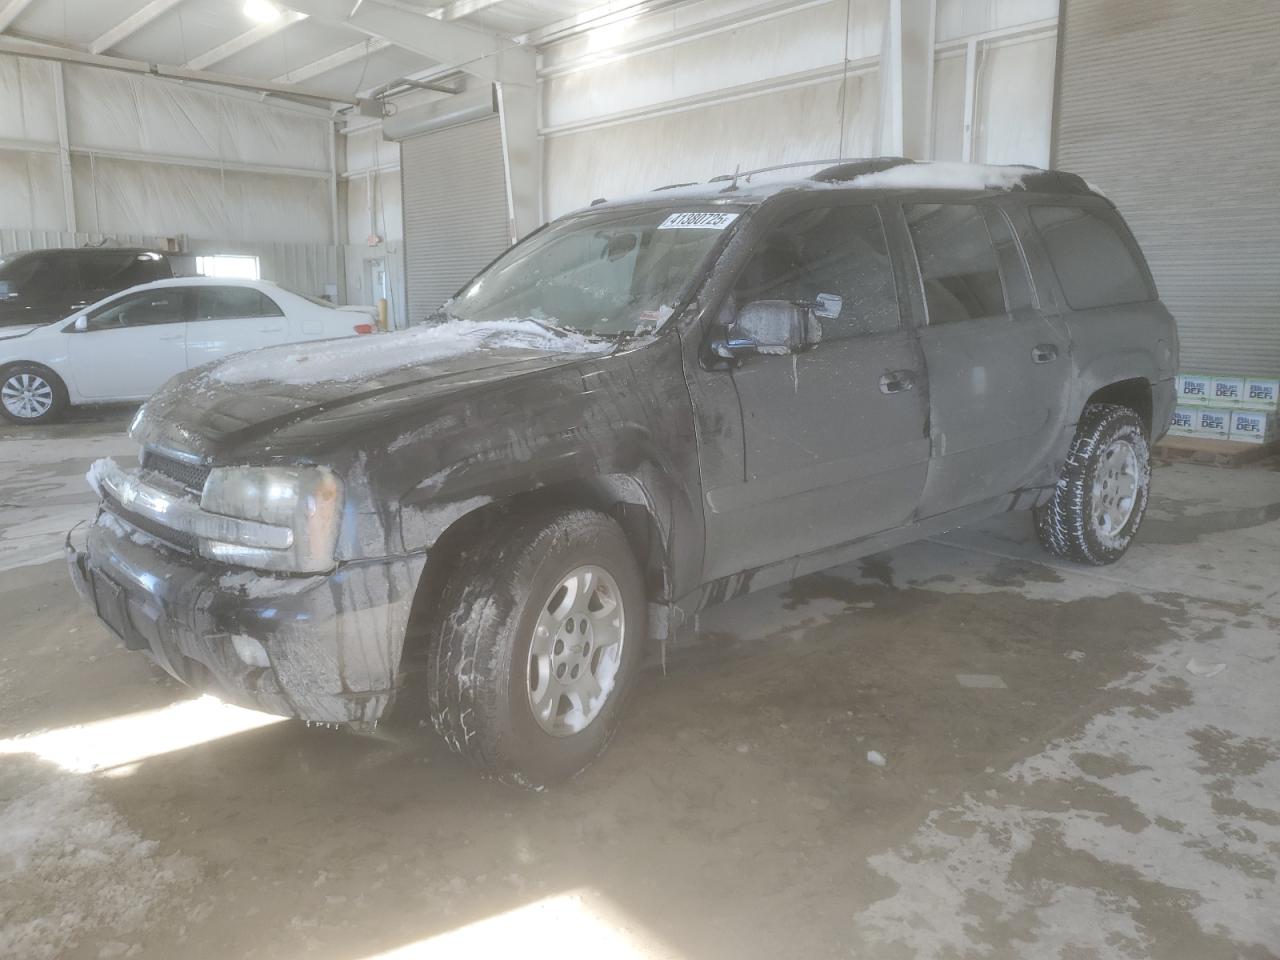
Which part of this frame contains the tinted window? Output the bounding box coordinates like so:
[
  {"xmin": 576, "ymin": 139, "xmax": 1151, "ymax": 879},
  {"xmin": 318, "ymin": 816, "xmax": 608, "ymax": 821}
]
[
  {"xmin": 0, "ymin": 253, "xmax": 72, "ymax": 298},
  {"xmin": 734, "ymin": 204, "xmax": 899, "ymax": 339},
  {"xmin": 195, "ymin": 286, "xmax": 284, "ymax": 321},
  {"xmin": 1030, "ymin": 205, "xmax": 1153, "ymax": 310},
  {"xmin": 86, "ymin": 289, "xmax": 186, "ymax": 329},
  {"xmin": 79, "ymin": 252, "xmax": 167, "ymax": 291},
  {"xmin": 905, "ymin": 204, "xmax": 1006, "ymax": 324}
]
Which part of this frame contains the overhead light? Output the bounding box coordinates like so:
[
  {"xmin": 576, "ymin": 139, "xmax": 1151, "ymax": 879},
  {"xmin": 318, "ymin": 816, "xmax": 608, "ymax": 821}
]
[{"xmin": 243, "ymin": 0, "xmax": 283, "ymax": 24}]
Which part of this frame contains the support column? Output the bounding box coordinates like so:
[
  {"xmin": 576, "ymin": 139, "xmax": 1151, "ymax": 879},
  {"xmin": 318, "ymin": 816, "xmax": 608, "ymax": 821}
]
[
  {"xmin": 495, "ymin": 78, "xmax": 541, "ymax": 242},
  {"xmin": 52, "ymin": 62, "xmax": 76, "ymax": 233},
  {"xmin": 899, "ymin": 0, "xmax": 935, "ymax": 160}
]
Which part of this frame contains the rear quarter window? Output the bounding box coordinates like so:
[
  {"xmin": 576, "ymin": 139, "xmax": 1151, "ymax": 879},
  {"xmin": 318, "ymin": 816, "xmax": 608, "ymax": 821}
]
[{"xmin": 1029, "ymin": 205, "xmax": 1154, "ymax": 310}]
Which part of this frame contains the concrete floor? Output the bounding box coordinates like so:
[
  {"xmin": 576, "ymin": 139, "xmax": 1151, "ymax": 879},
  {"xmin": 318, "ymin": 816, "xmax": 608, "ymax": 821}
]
[{"xmin": 1, "ymin": 408, "xmax": 1278, "ymax": 960}]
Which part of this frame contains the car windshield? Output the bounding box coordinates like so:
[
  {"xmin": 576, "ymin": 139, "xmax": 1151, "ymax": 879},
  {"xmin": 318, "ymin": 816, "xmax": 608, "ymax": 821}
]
[{"xmin": 438, "ymin": 204, "xmax": 745, "ymax": 337}]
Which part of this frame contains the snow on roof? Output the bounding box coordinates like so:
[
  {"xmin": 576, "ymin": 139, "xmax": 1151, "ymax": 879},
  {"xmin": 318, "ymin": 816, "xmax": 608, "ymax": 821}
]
[
  {"xmin": 843, "ymin": 161, "xmax": 1040, "ymax": 191},
  {"xmin": 205, "ymin": 319, "xmax": 610, "ymax": 386}
]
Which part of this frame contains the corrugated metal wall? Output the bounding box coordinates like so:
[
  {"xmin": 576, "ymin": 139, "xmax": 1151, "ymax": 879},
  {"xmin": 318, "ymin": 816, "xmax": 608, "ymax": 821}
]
[
  {"xmin": 1053, "ymin": 0, "xmax": 1280, "ymax": 377},
  {"xmin": 400, "ymin": 118, "xmax": 510, "ymax": 325}
]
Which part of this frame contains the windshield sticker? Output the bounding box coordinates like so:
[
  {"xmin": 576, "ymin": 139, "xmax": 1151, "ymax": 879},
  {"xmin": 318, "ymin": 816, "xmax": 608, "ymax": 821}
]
[{"xmin": 657, "ymin": 212, "xmax": 739, "ymax": 230}]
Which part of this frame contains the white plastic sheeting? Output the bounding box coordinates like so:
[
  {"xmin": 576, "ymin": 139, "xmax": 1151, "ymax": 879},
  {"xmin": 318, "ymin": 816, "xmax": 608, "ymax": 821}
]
[
  {"xmin": 61, "ymin": 66, "xmax": 330, "ymax": 173},
  {"xmin": 0, "ymin": 53, "xmax": 334, "ymax": 244},
  {"xmin": 70, "ymin": 154, "xmax": 332, "ymax": 241},
  {"xmin": 935, "ymin": 0, "xmax": 1058, "ymax": 41},
  {"xmin": 539, "ymin": 0, "xmax": 887, "ymax": 217},
  {"xmin": 0, "ymin": 55, "xmax": 59, "ymax": 142},
  {"xmin": 972, "ymin": 32, "xmax": 1055, "ymax": 167},
  {"xmin": 545, "ymin": 69, "xmax": 882, "ymax": 216}
]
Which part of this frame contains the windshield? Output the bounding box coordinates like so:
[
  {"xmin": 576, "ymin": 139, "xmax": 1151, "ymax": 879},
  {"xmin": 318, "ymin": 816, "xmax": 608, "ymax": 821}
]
[{"xmin": 439, "ymin": 204, "xmax": 744, "ymax": 337}]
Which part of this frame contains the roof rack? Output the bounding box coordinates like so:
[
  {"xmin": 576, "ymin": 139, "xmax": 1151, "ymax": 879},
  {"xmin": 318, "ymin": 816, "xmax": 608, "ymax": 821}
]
[{"xmin": 707, "ymin": 156, "xmax": 897, "ymax": 184}]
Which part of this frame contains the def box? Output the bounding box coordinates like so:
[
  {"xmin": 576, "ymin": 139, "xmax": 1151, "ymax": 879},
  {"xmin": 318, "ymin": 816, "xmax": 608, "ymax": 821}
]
[
  {"xmin": 1176, "ymin": 374, "xmax": 1212, "ymax": 405},
  {"xmin": 1228, "ymin": 409, "xmax": 1275, "ymax": 445}
]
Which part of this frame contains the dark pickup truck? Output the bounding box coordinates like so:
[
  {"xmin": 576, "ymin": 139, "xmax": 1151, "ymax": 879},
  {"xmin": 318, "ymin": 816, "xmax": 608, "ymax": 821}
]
[{"xmin": 69, "ymin": 159, "xmax": 1177, "ymax": 788}]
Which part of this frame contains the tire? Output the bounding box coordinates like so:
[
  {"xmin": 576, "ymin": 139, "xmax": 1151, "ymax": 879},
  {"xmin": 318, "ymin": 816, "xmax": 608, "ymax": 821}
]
[
  {"xmin": 428, "ymin": 508, "xmax": 646, "ymax": 789},
  {"xmin": 1036, "ymin": 403, "xmax": 1151, "ymax": 566},
  {"xmin": 0, "ymin": 364, "xmax": 68, "ymax": 425}
]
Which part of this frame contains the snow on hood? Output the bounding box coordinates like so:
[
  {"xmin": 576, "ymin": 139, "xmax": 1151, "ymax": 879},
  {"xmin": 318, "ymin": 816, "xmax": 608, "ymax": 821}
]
[
  {"xmin": 847, "ymin": 161, "xmax": 1039, "ymax": 191},
  {"xmin": 206, "ymin": 319, "xmax": 612, "ymax": 386}
]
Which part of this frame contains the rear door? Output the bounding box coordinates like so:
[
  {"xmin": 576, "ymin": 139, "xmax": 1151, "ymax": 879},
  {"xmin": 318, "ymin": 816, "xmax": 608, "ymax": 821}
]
[
  {"xmin": 698, "ymin": 198, "xmax": 930, "ymax": 578},
  {"xmin": 903, "ymin": 201, "xmax": 1072, "ymax": 517},
  {"xmin": 67, "ymin": 287, "xmax": 191, "ymax": 399},
  {"xmin": 185, "ymin": 286, "xmax": 290, "ymax": 367}
]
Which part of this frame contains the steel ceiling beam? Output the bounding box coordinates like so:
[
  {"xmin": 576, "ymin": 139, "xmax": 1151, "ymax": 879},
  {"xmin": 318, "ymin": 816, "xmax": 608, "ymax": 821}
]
[
  {"xmin": 0, "ymin": 35, "xmax": 361, "ymax": 106},
  {"xmin": 280, "ymin": 0, "xmax": 533, "ymax": 85},
  {"xmin": 274, "ymin": 36, "xmax": 389, "ymax": 84},
  {"xmin": 186, "ymin": 10, "xmax": 308, "ymax": 69},
  {"xmin": 0, "ymin": 0, "xmax": 37, "ymax": 33},
  {"xmin": 90, "ymin": 0, "xmax": 185, "ymax": 54}
]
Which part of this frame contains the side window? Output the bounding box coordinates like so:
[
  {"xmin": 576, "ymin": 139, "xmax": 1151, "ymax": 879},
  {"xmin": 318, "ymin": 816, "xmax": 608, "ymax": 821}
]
[
  {"xmin": 8, "ymin": 255, "xmax": 66, "ymax": 298},
  {"xmin": 195, "ymin": 286, "xmax": 282, "ymax": 321},
  {"xmin": 733, "ymin": 204, "xmax": 899, "ymax": 340},
  {"xmin": 79, "ymin": 252, "xmax": 134, "ymax": 292},
  {"xmin": 86, "ymin": 289, "xmax": 186, "ymax": 330},
  {"xmin": 1030, "ymin": 205, "xmax": 1154, "ymax": 310},
  {"xmin": 905, "ymin": 204, "xmax": 1006, "ymax": 324}
]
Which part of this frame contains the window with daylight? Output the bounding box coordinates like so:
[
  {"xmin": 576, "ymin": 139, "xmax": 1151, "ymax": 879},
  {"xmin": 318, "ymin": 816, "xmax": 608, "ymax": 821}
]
[{"xmin": 195, "ymin": 255, "xmax": 261, "ymax": 280}]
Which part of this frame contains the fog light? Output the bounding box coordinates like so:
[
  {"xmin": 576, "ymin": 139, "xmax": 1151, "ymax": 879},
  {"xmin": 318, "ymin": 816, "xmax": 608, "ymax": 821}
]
[{"xmin": 232, "ymin": 634, "xmax": 271, "ymax": 669}]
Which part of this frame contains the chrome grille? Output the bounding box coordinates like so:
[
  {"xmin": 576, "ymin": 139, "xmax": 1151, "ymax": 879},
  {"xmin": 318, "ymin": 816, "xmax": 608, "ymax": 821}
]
[
  {"xmin": 103, "ymin": 495, "xmax": 198, "ymax": 552},
  {"xmin": 141, "ymin": 450, "xmax": 210, "ymax": 494}
]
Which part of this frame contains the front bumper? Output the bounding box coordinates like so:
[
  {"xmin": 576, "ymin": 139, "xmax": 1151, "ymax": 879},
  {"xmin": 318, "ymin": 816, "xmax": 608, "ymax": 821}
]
[{"xmin": 68, "ymin": 511, "xmax": 426, "ymax": 727}]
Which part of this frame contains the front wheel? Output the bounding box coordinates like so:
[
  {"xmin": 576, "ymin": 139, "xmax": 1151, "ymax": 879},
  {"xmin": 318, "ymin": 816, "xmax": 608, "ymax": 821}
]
[
  {"xmin": 1036, "ymin": 403, "xmax": 1151, "ymax": 565},
  {"xmin": 428, "ymin": 508, "xmax": 646, "ymax": 788},
  {"xmin": 1, "ymin": 365, "xmax": 68, "ymax": 425}
]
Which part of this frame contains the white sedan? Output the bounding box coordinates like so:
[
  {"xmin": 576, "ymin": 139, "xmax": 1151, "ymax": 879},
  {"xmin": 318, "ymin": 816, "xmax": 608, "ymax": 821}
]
[{"xmin": 0, "ymin": 277, "xmax": 377, "ymax": 424}]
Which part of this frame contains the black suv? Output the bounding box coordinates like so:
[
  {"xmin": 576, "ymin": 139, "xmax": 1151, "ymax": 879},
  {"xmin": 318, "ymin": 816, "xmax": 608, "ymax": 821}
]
[
  {"xmin": 0, "ymin": 247, "xmax": 173, "ymax": 329},
  {"xmin": 70, "ymin": 159, "xmax": 1177, "ymax": 788}
]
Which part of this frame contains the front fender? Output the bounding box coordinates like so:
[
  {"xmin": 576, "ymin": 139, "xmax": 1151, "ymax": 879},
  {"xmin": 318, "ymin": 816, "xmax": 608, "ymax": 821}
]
[{"xmin": 392, "ymin": 335, "xmax": 703, "ymax": 599}]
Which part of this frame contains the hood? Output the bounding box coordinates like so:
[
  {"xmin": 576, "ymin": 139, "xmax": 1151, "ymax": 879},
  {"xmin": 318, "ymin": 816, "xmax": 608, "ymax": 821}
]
[
  {"xmin": 0, "ymin": 323, "xmax": 41, "ymax": 341},
  {"xmin": 131, "ymin": 320, "xmax": 613, "ymax": 460}
]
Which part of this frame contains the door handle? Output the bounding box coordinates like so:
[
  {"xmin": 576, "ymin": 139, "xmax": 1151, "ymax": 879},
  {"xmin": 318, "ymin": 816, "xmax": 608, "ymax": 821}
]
[
  {"xmin": 1032, "ymin": 343, "xmax": 1059, "ymax": 363},
  {"xmin": 879, "ymin": 370, "xmax": 916, "ymax": 394},
  {"xmin": 158, "ymin": 333, "xmax": 183, "ymax": 341},
  {"xmin": 259, "ymin": 327, "xmax": 284, "ymax": 334}
]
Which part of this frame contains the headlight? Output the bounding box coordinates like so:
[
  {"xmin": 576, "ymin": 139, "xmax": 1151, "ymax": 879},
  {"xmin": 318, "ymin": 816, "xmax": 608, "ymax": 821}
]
[{"xmin": 199, "ymin": 466, "xmax": 343, "ymax": 573}]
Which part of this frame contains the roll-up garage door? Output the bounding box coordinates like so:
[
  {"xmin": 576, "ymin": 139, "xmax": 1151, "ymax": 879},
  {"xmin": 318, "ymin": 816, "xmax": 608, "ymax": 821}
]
[
  {"xmin": 1052, "ymin": 0, "xmax": 1280, "ymax": 377},
  {"xmin": 400, "ymin": 117, "xmax": 510, "ymax": 325}
]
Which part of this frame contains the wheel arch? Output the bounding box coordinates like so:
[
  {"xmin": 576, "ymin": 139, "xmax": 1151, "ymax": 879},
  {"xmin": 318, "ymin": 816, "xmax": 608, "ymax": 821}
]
[
  {"xmin": 399, "ymin": 474, "xmax": 675, "ymax": 667},
  {"xmin": 1084, "ymin": 377, "xmax": 1153, "ymax": 436}
]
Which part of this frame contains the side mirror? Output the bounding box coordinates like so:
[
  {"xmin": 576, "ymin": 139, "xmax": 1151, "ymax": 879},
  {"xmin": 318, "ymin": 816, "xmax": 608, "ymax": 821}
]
[
  {"xmin": 74, "ymin": 316, "xmax": 88, "ymax": 332},
  {"xmin": 0, "ymin": 280, "xmax": 14, "ymax": 300},
  {"xmin": 714, "ymin": 300, "xmax": 821, "ymax": 359}
]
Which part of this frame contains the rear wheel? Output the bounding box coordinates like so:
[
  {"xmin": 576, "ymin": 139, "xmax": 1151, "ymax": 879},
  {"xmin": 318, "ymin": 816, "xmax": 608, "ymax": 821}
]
[
  {"xmin": 0, "ymin": 365, "xmax": 67, "ymax": 425},
  {"xmin": 428, "ymin": 508, "xmax": 646, "ymax": 788},
  {"xmin": 1036, "ymin": 403, "xmax": 1151, "ymax": 565}
]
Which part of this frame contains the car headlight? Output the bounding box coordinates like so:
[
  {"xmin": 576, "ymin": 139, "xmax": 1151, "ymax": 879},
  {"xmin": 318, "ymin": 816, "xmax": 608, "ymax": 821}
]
[{"xmin": 198, "ymin": 466, "xmax": 343, "ymax": 573}]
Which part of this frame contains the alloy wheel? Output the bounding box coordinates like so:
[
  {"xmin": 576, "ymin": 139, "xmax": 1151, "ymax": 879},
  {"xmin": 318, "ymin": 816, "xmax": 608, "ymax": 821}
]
[{"xmin": 527, "ymin": 564, "xmax": 626, "ymax": 737}]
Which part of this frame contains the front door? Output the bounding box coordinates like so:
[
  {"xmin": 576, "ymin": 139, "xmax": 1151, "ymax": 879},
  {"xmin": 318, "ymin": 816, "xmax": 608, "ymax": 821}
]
[
  {"xmin": 695, "ymin": 200, "xmax": 930, "ymax": 580},
  {"xmin": 68, "ymin": 287, "xmax": 190, "ymax": 400},
  {"xmin": 901, "ymin": 202, "xmax": 1072, "ymax": 516}
]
